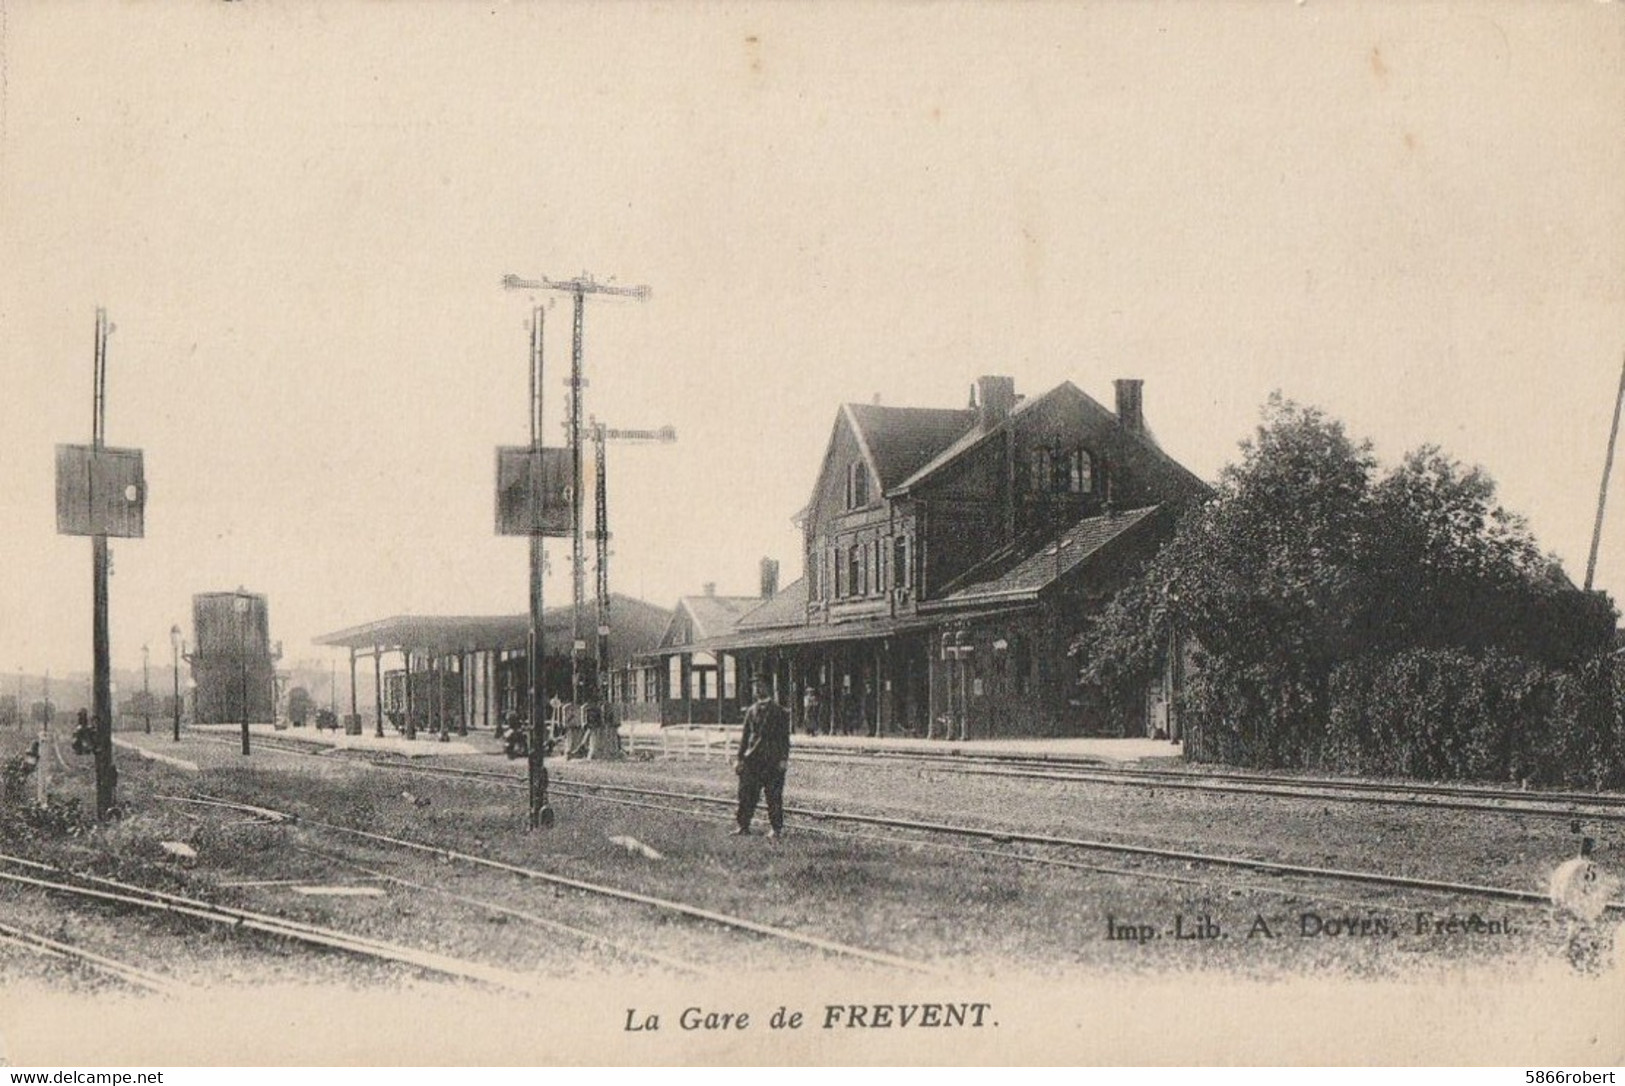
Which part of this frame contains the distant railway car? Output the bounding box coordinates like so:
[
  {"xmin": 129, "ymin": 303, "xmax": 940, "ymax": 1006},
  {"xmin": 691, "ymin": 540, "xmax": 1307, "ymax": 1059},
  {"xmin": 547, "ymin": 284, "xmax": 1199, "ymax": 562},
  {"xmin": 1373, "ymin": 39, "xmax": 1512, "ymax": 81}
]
[{"xmin": 190, "ymin": 591, "xmax": 277, "ymax": 724}]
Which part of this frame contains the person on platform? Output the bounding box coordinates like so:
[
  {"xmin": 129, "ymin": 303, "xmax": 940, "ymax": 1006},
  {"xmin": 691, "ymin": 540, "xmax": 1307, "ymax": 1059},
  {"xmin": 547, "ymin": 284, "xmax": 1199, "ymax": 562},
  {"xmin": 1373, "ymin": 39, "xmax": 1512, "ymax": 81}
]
[
  {"xmin": 732, "ymin": 677, "xmax": 790, "ymax": 838},
  {"xmin": 71, "ymin": 709, "xmax": 96, "ymax": 755},
  {"xmin": 801, "ymin": 685, "xmax": 822, "ymax": 736}
]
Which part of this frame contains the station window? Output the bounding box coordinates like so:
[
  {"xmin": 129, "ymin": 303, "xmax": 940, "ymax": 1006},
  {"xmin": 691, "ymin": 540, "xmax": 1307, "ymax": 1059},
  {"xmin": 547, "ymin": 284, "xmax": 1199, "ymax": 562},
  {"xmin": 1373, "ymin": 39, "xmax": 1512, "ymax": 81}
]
[
  {"xmin": 669, "ymin": 655, "xmax": 683, "ymax": 700},
  {"xmin": 692, "ymin": 652, "xmax": 718, "ymax": 700},
  {"xmin": 848, "ymin": 544, "xmax": 862, "ymax": 598},
  {"xmin": 1065, "ymin": 448, "xmax": 1093, "ymax": 493},
  {"xmin": 846, "ymin": 462, "xmax": 871, "ymax": 509},
  {"xmin": 893, "ymin": 535, "xmax": 911, "ymax": 589},
  {"xmin": 1028, "ymin": 448, "xmax": 1053, "ymax": 493},
  {"xmin": 1030, "ymin": 447, "xmax": 1094, "ymax": 494},
  {"xmin": 1012, "ymin": 635, "xmax": 1032, "ymax": 696}
]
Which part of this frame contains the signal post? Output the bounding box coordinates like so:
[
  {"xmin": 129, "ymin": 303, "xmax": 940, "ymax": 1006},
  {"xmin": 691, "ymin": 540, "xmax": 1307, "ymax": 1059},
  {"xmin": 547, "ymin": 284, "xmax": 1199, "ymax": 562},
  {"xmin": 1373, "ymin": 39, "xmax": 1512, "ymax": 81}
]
[
  {"xmin": 55, "ymin": 308, "xmax": 146, "ymax": 821},
  {"xmin": 496, "ymin": 306, "xmax": 570, "ymax": 828}
]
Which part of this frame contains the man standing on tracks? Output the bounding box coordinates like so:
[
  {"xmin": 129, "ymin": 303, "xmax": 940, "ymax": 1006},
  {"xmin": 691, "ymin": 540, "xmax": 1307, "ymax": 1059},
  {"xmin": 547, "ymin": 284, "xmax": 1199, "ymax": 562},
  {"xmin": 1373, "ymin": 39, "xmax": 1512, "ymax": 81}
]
[{"xmin": 732, "ymin": 676, "xmax": 790, "ymax": 838}]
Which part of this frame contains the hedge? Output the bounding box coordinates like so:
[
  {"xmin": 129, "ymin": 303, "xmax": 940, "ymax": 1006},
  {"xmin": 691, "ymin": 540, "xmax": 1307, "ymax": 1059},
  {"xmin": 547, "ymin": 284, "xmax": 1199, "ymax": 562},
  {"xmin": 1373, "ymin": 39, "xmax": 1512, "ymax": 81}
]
[{"xmin": 1182, "ymin": 648, "xmax": 1623, "ymax": 790}]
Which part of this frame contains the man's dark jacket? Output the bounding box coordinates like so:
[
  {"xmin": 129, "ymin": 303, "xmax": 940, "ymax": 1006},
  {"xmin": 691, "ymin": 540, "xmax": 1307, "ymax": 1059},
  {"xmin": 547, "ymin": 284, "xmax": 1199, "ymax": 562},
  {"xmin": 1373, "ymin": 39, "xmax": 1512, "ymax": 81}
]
[{"xmin": 737, "ymin": 697, "xmax": 790, "ymax": 768}]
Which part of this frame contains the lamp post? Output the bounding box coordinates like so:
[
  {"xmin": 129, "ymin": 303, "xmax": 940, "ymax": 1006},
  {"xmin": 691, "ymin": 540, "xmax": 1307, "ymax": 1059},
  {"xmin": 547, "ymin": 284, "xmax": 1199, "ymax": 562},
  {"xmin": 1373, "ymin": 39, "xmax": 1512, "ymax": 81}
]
[
  {"xmin": 142, "ymin": 643, "xmax": 151, "ymax": 734},
  {"xmin": 235, "ymin": 593, "xmax": 250, "ymax": 756},
  {"xmin": 169, "ymin": 625, "xmax": 182, "ymax": 742}
]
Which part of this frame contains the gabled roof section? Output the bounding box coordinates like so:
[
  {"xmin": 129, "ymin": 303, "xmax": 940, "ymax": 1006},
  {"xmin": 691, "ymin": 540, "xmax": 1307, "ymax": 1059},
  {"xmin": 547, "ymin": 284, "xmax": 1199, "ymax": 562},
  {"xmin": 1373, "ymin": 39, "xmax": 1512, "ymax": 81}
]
[
  {"xmin": 1066, "ymin": 385, "xmax": 1211, "ymax": 496},
  {"xmin": 889, "ymin": 384, "xmax": 1066, "ymax": 495},
  {"xmin": 736, "ymin": 577, "xmax": 809, "ymax": 630},
  {"xmin": 660, "ymin": 594, "xmax": 762, "ymax": 650},
  {"xmin": 842, "ymin": 403, "xmax": 976, "ymax": 492},
  {"xmin": 927, "ymin": 504, "xmax": 1165, "ymax": 609},
  {"xmin": 889, "ymin": 381, "xmax": 1209, "ymax": 498}
]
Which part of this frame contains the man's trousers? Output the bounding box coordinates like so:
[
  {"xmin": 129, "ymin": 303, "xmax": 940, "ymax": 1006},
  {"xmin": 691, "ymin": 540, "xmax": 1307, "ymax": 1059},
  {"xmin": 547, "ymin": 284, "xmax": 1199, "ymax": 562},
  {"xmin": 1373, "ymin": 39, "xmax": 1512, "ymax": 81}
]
[{"xmin": 735, "ymin": 762, "xmax": 786, "ymax": 832}]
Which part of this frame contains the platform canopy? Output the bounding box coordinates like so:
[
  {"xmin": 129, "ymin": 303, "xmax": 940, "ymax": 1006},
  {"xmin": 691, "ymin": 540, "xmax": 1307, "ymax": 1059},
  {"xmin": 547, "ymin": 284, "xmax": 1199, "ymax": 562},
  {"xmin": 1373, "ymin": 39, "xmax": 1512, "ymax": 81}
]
[{"xmin": 314, "ymin": 595, "xmax": 672, "ymax": 663}]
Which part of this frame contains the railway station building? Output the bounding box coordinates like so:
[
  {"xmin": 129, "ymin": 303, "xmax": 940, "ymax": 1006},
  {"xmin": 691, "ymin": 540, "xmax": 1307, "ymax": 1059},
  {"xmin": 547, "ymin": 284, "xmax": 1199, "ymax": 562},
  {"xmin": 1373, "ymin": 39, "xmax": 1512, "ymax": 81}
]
[
  {"xmin": 314, "ymin": 595, "xmax": 671, "ymax": 738},
  {"xmin": 650, "ymin": 375, "xmax": 1212, "ymax": 739}
]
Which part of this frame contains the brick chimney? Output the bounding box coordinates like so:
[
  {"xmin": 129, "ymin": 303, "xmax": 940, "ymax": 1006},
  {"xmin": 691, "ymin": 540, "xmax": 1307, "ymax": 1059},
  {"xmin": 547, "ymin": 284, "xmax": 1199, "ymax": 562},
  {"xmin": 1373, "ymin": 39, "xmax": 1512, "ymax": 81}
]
[
  {"xmin": 1114, "ymin": 379, "xmax": 1144, "ymax": 435},
  {"xmin": 759, "ymin": 558, "xmax": 780, "ymax": 599},
  {"xmin": 976, "ymin": 375, "xmax": 1017, "ymax": 429},
  {"xmin": 703, "ymin": 582, "xmax": 716, "ymax": 597}
]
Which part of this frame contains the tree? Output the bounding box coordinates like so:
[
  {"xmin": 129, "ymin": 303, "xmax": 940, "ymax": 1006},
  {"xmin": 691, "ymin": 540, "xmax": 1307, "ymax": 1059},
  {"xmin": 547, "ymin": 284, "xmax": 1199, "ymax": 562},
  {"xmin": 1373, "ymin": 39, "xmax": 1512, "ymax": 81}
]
[
  {"xmin": 1077, "ymin": 396, "xmax": 1379, "ymax": 753},
  {"xmin": 1366, "ymin": 447, "xmax": 1607, "ymax": 663},
  {"xmin": 1075, "ymin": 393, "xmax": 1615, "ymax": 771}
]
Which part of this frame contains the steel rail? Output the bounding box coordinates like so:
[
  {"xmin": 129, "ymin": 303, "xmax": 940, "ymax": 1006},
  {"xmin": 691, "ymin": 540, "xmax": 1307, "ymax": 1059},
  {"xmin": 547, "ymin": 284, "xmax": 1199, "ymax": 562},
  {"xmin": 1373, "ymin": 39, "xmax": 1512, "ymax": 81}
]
[
  {"xmin": 616, "ymin": 737, "xmax": 1625, "ymax": 821},
  {"xmin": 0, "ymin": 917, "xmax": 184, "ymax": 995},
  {"xmin": 0, "ymin": 853, "xmax": 541, "ymax": 992},
  {"xmin": 168, "ymin": 792, "xmax": 936, "ymax": 975},
  {"xmin": 544, "ymin": 781, "xmax": 1537, "ymax": 918},
  {"xmin": 775, "ymin": 744, "xmax": 1625, "ymax": 810},
  {"xmin": 212, "ymin": 730, "xmax": 1625, "ymax": 818},
  {"xmin": 327, "ymin": 760, "xmax": 1624, "ymax": 914},
  {"xmin": 177, "ymin": 735, "xmax": 1623, "ymax": 912},
  {"xmin": 304, "ymin": 773, "xmax": 1433, "ymax": 921},
  {"xmin": 293, "ymin": 845, "xmax": 710, "ymax": 976}
]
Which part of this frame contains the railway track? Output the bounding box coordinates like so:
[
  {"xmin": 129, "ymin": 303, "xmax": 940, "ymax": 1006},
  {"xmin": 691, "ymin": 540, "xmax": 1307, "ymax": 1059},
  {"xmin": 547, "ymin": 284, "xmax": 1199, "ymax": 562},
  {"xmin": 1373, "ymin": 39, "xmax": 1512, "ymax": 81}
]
[
  {"xmin": 215, "ymin": 729, "xmax": 1625, "ymax": 823},
  {"xmin": 737, "ymin": 745, "xmax": 1625, "ymax": 823},
  {"xmin": 208, "ymin": 740, "xmax": 1623, "ymax": 917},
  {"xmin": 452, "ymin": 761, "xmax": 1625, "ymax": 913},
  {"xmin": 285, "ymin": 843, "xmax": 711, "ymax": 976},
  {"xmin": 0, "ymin": 848, "xmax": 543, "ymax": 992},
  {"xmin": 0, "ymin": 917, "xmax": 187, "ymax": 995},
  {"xmin": 153, "ymin": 790, "xmax": 936, "ymax": 975}
]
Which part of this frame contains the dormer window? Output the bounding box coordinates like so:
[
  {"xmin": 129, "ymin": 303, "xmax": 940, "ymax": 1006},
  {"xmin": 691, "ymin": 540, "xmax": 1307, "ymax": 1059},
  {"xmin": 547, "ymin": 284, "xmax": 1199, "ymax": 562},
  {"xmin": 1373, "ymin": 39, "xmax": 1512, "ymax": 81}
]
[
  {"xmin": 893, "ymin": 535, "xmax": 912, "ymax": 589},
  {"xmin": 1028, "ymin": 449, "xmax": 1053, "ymax": 494},
  {"xmin": 1064, "ymin": 448, "xmax": 1093, "ymax": 493},
  {"xmin": 1029, "ymin": 447, "xmax": 1093, "ymax": 494},
  {"xmin": 846, "ymin": 462, "xmax": 871, "ymax": 509}
]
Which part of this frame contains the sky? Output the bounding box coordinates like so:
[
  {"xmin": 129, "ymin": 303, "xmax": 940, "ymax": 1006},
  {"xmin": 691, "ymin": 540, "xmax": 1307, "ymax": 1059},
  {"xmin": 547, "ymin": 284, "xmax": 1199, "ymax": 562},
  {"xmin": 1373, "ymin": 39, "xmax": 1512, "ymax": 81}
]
[{"xmin": 1, "ymin": 2, "xmax": 1622, "ymax": 679}]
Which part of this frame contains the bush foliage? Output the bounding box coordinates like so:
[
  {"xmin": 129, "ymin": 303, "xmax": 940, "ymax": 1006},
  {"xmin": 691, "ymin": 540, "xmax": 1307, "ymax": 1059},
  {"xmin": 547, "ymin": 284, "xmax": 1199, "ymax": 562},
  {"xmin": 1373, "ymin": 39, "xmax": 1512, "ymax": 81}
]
[{"xmin": 1076, "ymin": 394, "xmax": 1622, "ymax": 788}]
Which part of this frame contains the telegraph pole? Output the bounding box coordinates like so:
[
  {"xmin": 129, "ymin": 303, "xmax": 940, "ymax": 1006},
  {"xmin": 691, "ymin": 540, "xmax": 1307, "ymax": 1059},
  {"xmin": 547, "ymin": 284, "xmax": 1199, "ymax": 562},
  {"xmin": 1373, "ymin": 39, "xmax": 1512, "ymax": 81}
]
[
  {"xmin": 142, "ymin": 644, "xmax": 151, "ymax": 734},
  {"xmin": 170, "ymin": 626, "xmax": 182, "ymax": 742},
  {"xmin": 238, "ymin": 596, "xmax": 250, "ymax": 756},
  {"xmin": 495, "ymin": 304, "xmax": 560, "ymax": 826},
  {"xmin": 37, "ymin": 671, "xmax": 50, "ymax": 806},
  {"xmin": 526, "ymin": 306, "xmax": 551, "ymax": 826},
  {"xmin": 569, "ymin": 290, "xmax": 586, "ymax": 710},
  {"xmin": 1585, "ymin": 349, "xmax": 1625, "ymax": 591},
  {"xmin": 593, "ymin": 425, "xmax": 610, "ymax": 709},
  {"xmin": 588, "ymin": 419, "xmax": 676, "ymax": 750},
  {"xmin": 90, "ymin": 311, "xmax": 116, "ymax": 817},
  {"xmin": 502, "ymin": 274, "xmax": 649, "ymax": 719},
  {"xmin": 56, "ymin": 308, "xmax": 145, "ymax": 820}
]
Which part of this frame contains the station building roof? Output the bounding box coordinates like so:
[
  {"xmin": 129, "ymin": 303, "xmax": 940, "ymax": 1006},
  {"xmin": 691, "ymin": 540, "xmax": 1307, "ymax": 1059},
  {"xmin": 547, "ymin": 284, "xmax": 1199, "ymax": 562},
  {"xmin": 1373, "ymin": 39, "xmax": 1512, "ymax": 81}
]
[
  {"xmin": 655, "ymin": 505, "xmax": 1167, "ymax": 655},
  {"xmin": 926, "ymin": 503, "xmax": 1165, "ymax": 609},
  {"xmin": 314, "ymin": 594, "xmax": 671, "ymax": 665}
]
